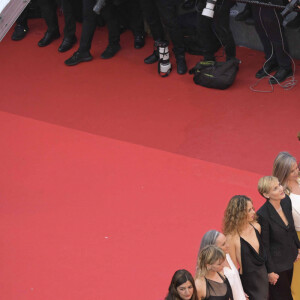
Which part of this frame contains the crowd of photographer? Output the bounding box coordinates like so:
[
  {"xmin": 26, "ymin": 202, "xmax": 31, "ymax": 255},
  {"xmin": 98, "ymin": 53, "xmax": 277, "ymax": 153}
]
[{"xmin": 10, "ymin": 0, "xmax": 299, "ymax": 84}]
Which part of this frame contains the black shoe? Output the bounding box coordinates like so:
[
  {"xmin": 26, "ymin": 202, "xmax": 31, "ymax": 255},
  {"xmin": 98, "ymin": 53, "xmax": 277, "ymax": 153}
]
[
  {"xmin": 11, "ymin": 24, "xmax": 29, "ymax": 41},
  {"xmin": 269, "ymin": 68, "xmax": 293, "ymax": 84},
  {"xmin": 100, "ymin": 43, "xmax": 121, "ymax": 59},
  {"xmin": 134, "ymin": 35, "xmax": 145, "ymax": 49},
  {"xmin": 38, "ymin": 31, "xmax": 60, "ymax": 47},
  {"xmin": 144, "ymin": 50, "xmax": 159, "ymax": 64},
  {"xmin": 176, "ymin": 55, "xmax": 188, "ymax": 75},
  {"xmin": 64, "ymin": 51, "xmax": 93, "ymax": 66},
  {"xmin": 235, "ymin": 9, "xmax": 252, "ymax": 21},
  {"xmin": 58, "ymin": 36, "xmax": 77, "ymax": 52},
  {"xmin": 255, "ymin": 62, "xmax": 279, "ymax": 78}
]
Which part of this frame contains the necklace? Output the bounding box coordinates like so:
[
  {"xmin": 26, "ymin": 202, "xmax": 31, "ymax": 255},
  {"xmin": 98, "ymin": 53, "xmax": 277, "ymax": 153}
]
[{"xmin": 276, "ymin": 206, "xmax": 282, "ymax": 213}]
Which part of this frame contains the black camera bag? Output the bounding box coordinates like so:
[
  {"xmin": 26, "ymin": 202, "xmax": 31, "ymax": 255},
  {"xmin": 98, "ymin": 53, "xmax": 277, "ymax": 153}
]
[{"xmin": 189, "ymin": 58, "xmax": 240, "ymax": 90}]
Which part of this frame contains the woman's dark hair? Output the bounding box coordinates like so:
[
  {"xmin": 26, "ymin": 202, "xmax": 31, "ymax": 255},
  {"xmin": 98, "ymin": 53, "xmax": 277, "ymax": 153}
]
[{"xmin": 165, "ymin": 269, "xmax": 198, "ymax": 300}]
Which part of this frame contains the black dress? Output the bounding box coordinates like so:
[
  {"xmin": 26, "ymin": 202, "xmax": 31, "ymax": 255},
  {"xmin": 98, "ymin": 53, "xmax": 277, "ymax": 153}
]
[
  {"xmin": 239, "ymin": 226, "xmax": 269, "ymax": 300},
  {"xmin": 204, "ymin": 273, "xmax": 233, "ymax": 300}
]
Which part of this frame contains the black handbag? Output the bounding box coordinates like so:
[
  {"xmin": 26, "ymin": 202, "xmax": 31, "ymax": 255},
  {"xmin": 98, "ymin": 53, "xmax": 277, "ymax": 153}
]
[{"xmin": 189, "ymin": 58, "xmax": 240, "ymax": 90}]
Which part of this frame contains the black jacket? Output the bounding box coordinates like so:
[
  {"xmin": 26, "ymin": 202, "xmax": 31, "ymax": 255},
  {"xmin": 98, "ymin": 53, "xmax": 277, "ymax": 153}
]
[{"xmin": 257, "ymin": 195, "xmax": 300, "ymax": 273}]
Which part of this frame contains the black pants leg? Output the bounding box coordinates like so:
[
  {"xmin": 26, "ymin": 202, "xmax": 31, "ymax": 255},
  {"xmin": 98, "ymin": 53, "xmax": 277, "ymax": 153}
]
[
  {"xmin": 213, "ymin": 2, "xmax": 236, "ymax": 60},
  {"xmin": 16, "ymin": 5, "xmax": 30, "ymax": 28},
  {"xmin": 269, "ymin": 268, "xmax": 293, "ymax": 300},
  {"xmin": 196, "ymin": 14, "xmax": 216, "ymax": 60},
  {"xmin": 157, "ymin": 0, "xmax": 184, "ymax": 50},
  {"xmin": 122, "ymin": 0, "xmax": 144, "ymax": 37},
  {"xmin": 78, "ymin": 0, "xmax": 97, "ymax": 53},
  {"xmin": 101, "ymin": 2, "xmax": 120, "ymax": 45},
  {"xmin": 61, "ymin": 0, "xmax": 76, "ymax": 38},
  {"xmin": 38, "ymin": 0, "xmax": 59, "ymax": 33},
  {"xmin": 139, "ymin": 0, "xmax": 164, "ymax": 41},
  {"xmin": 252, "ymin": 6, "xmax": 291, "ymax": 69}
]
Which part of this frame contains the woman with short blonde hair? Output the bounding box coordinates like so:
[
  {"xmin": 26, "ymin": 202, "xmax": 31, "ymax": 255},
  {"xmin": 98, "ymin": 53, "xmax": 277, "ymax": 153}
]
[
  {"xmin": 196, "ymin": 230, "xmax": 247, "ymax": 299},
  {"xmin": 195, "ymin": 245, "xmax": 233, "ymax": 300},
  {"xmin": 257, "ymin": 175, "xmax": 300, "ymax": 300}
]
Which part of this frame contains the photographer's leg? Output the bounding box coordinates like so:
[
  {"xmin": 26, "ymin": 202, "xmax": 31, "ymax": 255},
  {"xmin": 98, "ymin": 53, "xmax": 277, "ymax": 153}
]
[
  {"xmin": 158, "ymin": 0, "xmax": 187, "ymax": 74},
  {"xmin": 196, "ymin": 13, "xmax": 215, "ymax": 61},
  {"xmin": 214, "ymin": 3, "xmax": 236, "ymax": 60}
]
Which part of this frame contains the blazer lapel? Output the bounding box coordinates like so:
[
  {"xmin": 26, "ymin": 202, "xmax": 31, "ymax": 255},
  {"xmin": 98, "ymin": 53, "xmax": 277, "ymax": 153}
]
[
  {"xmin": 281, "ymin": 198, "xmax": 293, "ymax": 227},
  {"xmin": 267, "ymin": 201, "xmax": 288, "ymax": 230}
]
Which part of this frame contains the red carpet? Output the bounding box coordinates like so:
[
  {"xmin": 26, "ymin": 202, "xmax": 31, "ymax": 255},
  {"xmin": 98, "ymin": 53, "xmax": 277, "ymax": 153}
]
[{"xmin": 0, "ymin": 17, "xmax": 299, "ymax": 300}]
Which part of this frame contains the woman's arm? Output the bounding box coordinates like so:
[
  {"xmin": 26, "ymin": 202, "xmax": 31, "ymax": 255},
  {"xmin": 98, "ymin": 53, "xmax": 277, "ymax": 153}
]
[{"xmin": 257, "ymin": 214, "xmax": 279, "ymax": 284}]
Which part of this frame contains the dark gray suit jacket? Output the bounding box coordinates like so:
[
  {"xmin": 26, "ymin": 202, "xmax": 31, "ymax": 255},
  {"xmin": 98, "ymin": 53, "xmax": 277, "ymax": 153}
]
[{"xmin": 257, "ymin": 195, "xmax": 300, "ymax": 273}]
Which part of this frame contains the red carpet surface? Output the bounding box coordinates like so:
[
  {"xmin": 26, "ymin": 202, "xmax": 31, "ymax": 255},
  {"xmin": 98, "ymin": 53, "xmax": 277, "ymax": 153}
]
[
  {"xmin": 1, "ymin": 111, "xmax": 266, "ymax": 300},
  {"xmin": 0, "ymin": 17, "xmax": 299, "ymax": 300}
]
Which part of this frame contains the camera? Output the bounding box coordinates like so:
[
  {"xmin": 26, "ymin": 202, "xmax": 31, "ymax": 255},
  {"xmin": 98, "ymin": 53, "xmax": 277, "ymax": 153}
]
[
  {"xmin": 157, "ymin": 40, "xmax": 172, "ymax": 77},
  {"xmin": 202, "ymin": 0, "xmax": 217, "ymax": 18},
  {"xmin": 281, "ymin": 0, "xmax": 300, "ymax": 17}
]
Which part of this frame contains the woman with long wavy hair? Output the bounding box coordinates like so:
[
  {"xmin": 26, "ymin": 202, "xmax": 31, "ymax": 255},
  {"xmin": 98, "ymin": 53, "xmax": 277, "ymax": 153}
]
[
  {"xmin": 223, "ymin": 195, "xmax": 268, "ymax": 300},
  {"xmin": 165, "ymin": 269, "xmax": 198, "ymax": 300},
  {"xmin": 272, "ymin": 152, "xmax": 300, "ymax": 299}
]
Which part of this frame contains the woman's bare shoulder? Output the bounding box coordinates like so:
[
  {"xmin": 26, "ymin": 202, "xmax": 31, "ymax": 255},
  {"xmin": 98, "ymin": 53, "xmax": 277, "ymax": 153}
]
[
  {"xmin": 195, "ymin": 276, "xmax": 205, "ymax": 288},
  {"xmin": 226, "ymin": 233, "xmax": 239, "ymax": 245},
  {"xmin": 251, "ymin": 221, "xmax": 261, "ymax": 233},
  {"xmin": 195, "ymin": 277, "xmax": 206, "ymax": 299}
]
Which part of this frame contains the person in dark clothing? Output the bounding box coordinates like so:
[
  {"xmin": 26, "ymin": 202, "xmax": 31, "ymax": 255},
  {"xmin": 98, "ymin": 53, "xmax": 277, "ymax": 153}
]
[
  {"xmin": 11, "ymin": 6, "xmax": 30, "ymax": 41},
  {"xmin": 117, "ymin": 0, "xmax": 145, "ymax": 49},
  {"xmin": 37, "ymin": 0, "xmax": 78, "ymax": 52},
  {"xmin": 252, "ymin": 6, "xmax": 293, "ymax": 84},
  {"xmin": 65, "ymin": 0, "xmax": 121, "ymax": 65},
  {"xmin": 139, "ymin": 0, "xmax": 165, "ymax": 64},
  {"xmin": 196, "ymin": 0, "xmax": 236, "ymax": 62},
  {"xmin": 156, "ymin": 0, "xmax": 188, "ymax": 74},
  {"xmin": 257, "ymin": 176, "xmax": 300, "ymax": 300},
  {"xmin": 65, "ymin": 0, "xmax": 145, "ymax": 66},
  {"xmin": 11, "ymin": 0, "xmax": 41, "ymax": 41}
]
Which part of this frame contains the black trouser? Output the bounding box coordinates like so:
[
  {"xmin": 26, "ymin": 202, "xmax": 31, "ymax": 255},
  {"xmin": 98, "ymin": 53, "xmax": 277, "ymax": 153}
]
[
  {"xmin": 16, "ymin": 6, "xmax": 30, "ymax": 28},
  {"xmin": 38, "ymin": 0, "xmax": 76, "ymax": 38},
  {"xmin": 269, "ymin": 268, "xmax": 293, "ymax": 300},
  {"xmin": 197, "ymin": 1, "xmax": 236, "ymax": 60},
  {"xmin": 79, "ymin": 0, "xmax": 120, "ymax": 53},
  {"xmin": 252, "ymin": 6, "xmax": 291, "ymax": 69},
  {"xmin": 139, "ymin": 0, "xmax": 164, "ymax": 41},
  {"xmin": 118, "ymin": 0, "xmax": 144, "ymax": 36},
  {"xmin": 157, "ymin": 0, "xmax": 185, "ymax": 52}
]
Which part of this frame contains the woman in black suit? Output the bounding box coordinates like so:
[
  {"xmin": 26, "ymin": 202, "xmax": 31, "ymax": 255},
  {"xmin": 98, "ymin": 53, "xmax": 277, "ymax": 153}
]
[{"xmin": 257, "ymin": 176, "xmax": 300, "ymax": 300}]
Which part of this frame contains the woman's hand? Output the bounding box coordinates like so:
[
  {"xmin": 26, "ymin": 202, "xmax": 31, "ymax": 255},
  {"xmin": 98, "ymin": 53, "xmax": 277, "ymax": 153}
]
[
  {"xmin": 295, "ymin": 249, "xmax": 300, "ymax": 262},
  {"xmin": 268, "ymin": 272, "xmax": 279, "ymax": 285},
  {"xmin": 244, "ymin": 292, "xmax": 249, "ymax": 298}
]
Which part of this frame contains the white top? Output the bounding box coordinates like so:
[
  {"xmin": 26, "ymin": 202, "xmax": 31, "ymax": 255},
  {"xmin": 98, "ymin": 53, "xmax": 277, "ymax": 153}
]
[
  {"xmin": 290, "ymin": 192, "xmax": 300, "ymax": 231},
  {"xmin": 224, "ymin": 253, "xmax": 246, "ymax": 300}
]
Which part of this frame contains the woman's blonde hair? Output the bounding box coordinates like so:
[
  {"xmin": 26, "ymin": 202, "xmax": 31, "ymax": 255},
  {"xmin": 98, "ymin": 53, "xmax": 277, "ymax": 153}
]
[
  {"xmin": 273, "ymin": 152, "xmax": 297, "ymax": 195},
  {"xmin": 195, "ymin": 245, "xmax": 225, "ymax": 278},
  {"xmin": 223, "ymin": 195, "xmax": 256, "ymax": 235},
  {"xmin": 257, "ymin": 176, "xmax": 279, "ymax": 199}
]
